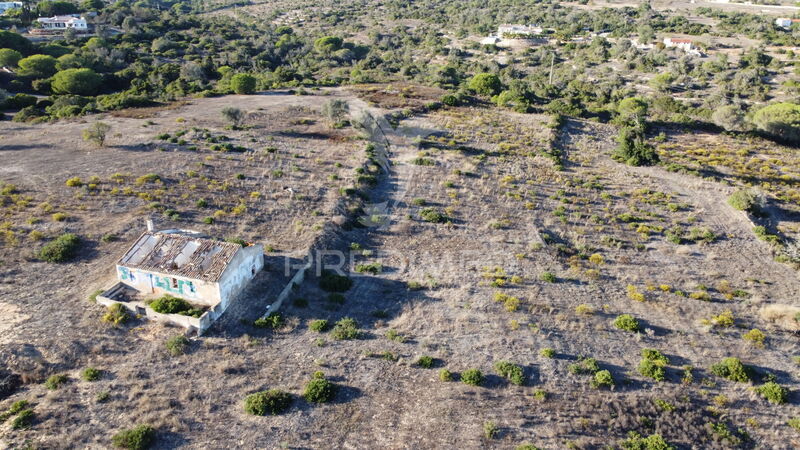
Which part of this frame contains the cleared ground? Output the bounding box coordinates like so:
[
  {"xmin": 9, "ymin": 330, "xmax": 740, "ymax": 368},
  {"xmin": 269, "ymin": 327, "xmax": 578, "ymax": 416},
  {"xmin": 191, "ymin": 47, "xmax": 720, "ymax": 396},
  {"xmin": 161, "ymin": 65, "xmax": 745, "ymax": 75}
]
[{"xmin": 0, "ymin": 87, "xmax": 798, "ymax": 449}]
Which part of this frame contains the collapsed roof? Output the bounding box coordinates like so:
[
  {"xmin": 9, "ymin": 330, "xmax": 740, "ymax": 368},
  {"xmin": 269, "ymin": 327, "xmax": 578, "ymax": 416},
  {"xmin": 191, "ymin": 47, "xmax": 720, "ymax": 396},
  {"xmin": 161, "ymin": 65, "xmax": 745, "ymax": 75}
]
[{"xmin": 117, "ymin": 231, "xmax": 242, "ymax": 282}]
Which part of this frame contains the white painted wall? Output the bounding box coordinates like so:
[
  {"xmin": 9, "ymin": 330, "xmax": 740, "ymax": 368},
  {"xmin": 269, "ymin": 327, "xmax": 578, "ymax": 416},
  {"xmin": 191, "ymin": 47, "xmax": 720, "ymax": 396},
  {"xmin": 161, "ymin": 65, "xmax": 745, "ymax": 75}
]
[
  {"xmin": 216, "ymin": 245, "xmax": 264, "ymax": 310},
  {"xmin": 116, "ymin": 264, "xmax": 221, "ymax": 306}
]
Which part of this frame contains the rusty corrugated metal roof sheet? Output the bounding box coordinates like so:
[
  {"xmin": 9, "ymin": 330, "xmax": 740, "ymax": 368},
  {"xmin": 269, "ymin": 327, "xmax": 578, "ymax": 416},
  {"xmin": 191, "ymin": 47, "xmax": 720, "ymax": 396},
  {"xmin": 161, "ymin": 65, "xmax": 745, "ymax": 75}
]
[{"xmin": 117, "ymin": 231, "xmax": 241, "ymax": 282}]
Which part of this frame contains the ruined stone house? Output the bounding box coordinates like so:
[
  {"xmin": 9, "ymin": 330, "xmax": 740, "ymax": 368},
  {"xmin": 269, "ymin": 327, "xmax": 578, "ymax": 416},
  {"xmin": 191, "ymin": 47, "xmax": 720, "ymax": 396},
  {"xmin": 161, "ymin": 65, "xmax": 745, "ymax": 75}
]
[{"xmin": 98, "ymin": 228, "xmax": 264, "ymax": 333}]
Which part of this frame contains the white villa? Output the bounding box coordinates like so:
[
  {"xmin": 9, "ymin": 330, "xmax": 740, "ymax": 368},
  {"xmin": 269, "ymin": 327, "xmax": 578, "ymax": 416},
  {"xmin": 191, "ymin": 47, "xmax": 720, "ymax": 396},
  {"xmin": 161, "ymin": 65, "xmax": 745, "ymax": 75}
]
[
  {"xmin": 97, "ymin": 226, "xmax": 264, "ymax": 334},
  {"xmin": 36, "ymin": 15, "xmax": 88, "ymax": 30},
  {"xmin": 481, "ymin": 24, "xmax": 544, "ymax": 47},
  {"xmin": 775, "ymin": 18, "xmax": 800, "ymax": 29},
  {"xmin": 663, "ymin": 37, "xmax": 703, "ymax": 56},
  {"xmin": 0, "ymin": 2, "xmax": 22, "ymax": 14},
  {"xmin": 497, "ymin": 24, "xmax": 542, "ymax": 38}
]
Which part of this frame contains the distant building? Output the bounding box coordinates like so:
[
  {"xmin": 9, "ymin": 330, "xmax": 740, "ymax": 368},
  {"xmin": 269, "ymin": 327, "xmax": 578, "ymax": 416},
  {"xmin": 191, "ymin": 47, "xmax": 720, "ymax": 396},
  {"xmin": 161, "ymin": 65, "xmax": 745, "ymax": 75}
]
[
  {"xmin": 0, "ymin": 2, "xmax": 22, "ymax": 14},
  {"xmin": 663, "ymin": 37, "xmax": 703, "ymax": 56},
  {"xmin": 497, "ymin": 24, "xmax": 542, "ymax": 38},
  {"xmin": 775, "ymin": 17, "xmax": 800, "ymax": 29},
  {"xmin": 481, "ymin": 24, "xmax": 544, "ymax": 48},
  {"xmin": 97, "ymin": 225, "xmax": 264, "ymax": 334},
  {"xmin": 36, "ymin": 15, "xmax": 88, "ymax": 30}
]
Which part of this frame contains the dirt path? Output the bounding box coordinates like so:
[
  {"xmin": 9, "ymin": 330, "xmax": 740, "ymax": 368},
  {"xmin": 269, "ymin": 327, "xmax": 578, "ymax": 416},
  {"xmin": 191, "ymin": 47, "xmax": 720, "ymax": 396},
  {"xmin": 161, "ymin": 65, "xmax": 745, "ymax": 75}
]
[{"xmin": 562, "ymin": 118, "xmax": 800, "ymax": 301}]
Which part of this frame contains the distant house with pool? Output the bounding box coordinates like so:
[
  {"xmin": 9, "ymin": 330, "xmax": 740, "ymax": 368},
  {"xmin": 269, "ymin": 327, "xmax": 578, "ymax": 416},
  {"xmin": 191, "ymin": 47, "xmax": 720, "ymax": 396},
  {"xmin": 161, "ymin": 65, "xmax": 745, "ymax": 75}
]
[
  {"xmin": 97, "ymin": 224, "xmax": 264, "ymax": 334},
  {"xmin": 0, "ymin": 2, "xmax": 23, "ymax": 14}
]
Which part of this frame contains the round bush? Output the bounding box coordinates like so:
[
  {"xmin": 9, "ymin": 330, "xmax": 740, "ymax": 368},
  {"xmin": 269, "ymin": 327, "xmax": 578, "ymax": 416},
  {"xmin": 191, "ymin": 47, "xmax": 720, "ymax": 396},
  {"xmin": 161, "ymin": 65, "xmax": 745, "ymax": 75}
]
[
  {"xmin": 727, "ymin": 189, "xmax": 760, "ymax": 213},
  {"xmin": 461, "ymin": 368, "xmax": 483, "ymax": 386},
  {"xmin": 416, "ymin": 355, "xmax": 435, "ymax": 368},
  {"xmin": 710, "ymin": 357, "xmax": 751, "ymax": 382},
  {"xmin": 244, "ymin": 389, "xmax": 293, "ymax": 415},
  {"xmin": 613, "ymin": 314, "xmax": 640, "ymax": 332},
  {"xmin": 303, "ymin": 377, "xmax": 335, "ymax": 403},
  {"xmin": 230, "ymin": 73, "xmax": 257, "ymax": 94},
  {"xmin": 38, "ymin": 233, "xmax": 80, "ymax": 263},
  {"xmin": 81, "ymin": 367, "xmax": 101, "ymax": 381},
  {"xmin": 111, "ymin": 424, "xmax": 155, "ymax": 450},
  {"xmin": 755, "ymin": 382, "xmax": 788, "ymax": 404},
  {"xmin": 149, "ymin": 295, "xmax": 193, "ymax": 315},
  {"xmin": 331, "ymin": 317, "xmax": 359, "ymax": 340},
  {"xmin": 494, "ymin": 361, "xmax": 525, "ymax": 385},
  {"xmin": 591, "ymin": 369, "xmax": 614, "ymax": 388},
  {"xmin": 309, "ymin": 319, "xmax": 329, "ymax": 332},
  {"xmin": 467, "ymin": 73, "xmax": 502, "ymax": 96}
]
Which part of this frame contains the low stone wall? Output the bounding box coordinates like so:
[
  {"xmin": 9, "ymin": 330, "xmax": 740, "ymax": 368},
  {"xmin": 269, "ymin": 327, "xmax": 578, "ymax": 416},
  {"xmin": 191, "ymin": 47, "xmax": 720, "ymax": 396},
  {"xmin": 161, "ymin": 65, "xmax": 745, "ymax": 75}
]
[
  {"xmin": 96, "ymin": 282, "xmax": 212, "ymax": 335},
  {"xmin": 263, "ymin": 255, "xmax": 313, "ymax": 316}
]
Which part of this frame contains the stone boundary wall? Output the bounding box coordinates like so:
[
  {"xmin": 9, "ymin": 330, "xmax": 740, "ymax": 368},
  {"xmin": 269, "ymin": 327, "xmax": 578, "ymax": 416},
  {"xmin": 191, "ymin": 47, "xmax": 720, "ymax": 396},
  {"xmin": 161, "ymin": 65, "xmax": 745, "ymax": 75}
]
[{"xmin": 96, "ymin": 282, "xmax": 214, "ymax": 335}]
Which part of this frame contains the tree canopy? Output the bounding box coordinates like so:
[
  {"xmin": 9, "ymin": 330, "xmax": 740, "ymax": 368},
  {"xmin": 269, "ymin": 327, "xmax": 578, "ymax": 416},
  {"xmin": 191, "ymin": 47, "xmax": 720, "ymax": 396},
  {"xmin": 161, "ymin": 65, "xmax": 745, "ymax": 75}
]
[
  {"xmin": 17, "ymin": 54, "xmax": 58, "ymax": 79},
  {"xmin": 52, "ymin": 68, "xmax": 103, "ymax": 95},
  {"xmin": 230, "ymin": 73, "xmax": 256, "ymax": 95},
  {"xmin": 752, "ymin": 103, "xmax": 800, "ymax": 145},
  {"xmin": 467, "ymin": 73, "xmax": 502, "ymax": 97}
]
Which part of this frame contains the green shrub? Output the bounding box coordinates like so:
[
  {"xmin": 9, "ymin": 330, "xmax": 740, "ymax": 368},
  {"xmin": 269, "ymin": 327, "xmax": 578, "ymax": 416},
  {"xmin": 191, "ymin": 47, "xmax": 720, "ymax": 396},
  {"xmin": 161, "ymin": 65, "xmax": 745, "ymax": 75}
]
[
  {"xmin": 331, "ymin": 317, "xmax": 359, "ymax": 340},
  {"xmin": 641, "ymin": 348, "xmax": 669, "ymax": 366},
  {"xmin": 755, "ymin": 382, "xmax": 788, "ymax": 404},
  {"xmin": 539, "ymin": 271, "xmax": 557, "ymax": 283},
  {"xmin": 165, "ymin": 335, "xmax": 189, "ymax": 356},
  {"xmin": 354, "ymin": 262, "xmax": 382, "ymax": 274},
  {"xmin": 11, "ymin": 409, "xmax": 34, "ymax": 430},
  {"xmin": 149, "ymin": 294, "xmax": 202, "ymax": 317},
  {"xmin": 638, "ymin": 359, "xmax": 666, "ymax": 382},
  {"xmin": 710, "ymin": 357, "xmax": 752, "ymax": 382},
  {"xmin": 591, "ymin": 369, "xmax": 614, "ymax": 388},
  {"xmin": 788, "ymin": 417, "xmax": 800, "ymax": 432},
  {"xmin": 303, "ymin": 377, "xmax": 335, "ymax": 403},
  {"xmin": 111, "ymin": 425, "xmax": 156, "ymax": 450},
  {"xmin": 319, "ymin": 270, "xmax": 353, "ymax": 292},
  {"xmin": 253, "ymin": 312, "xmax": 283, "ymax": 329},
  {"xmin": 494, "ymin": 361, "xmax": 525, "ymax": 386},
  {"xmin": 309, "ymin": 319, "xmax": 329, "ymax": 332},
  {"xmin": 81, "ymin": 367, "xmax": 101, "ymax": 381},
  {"xmin": 416, "ymin": 356, "xmax": 435, "ymax": 368},
  {"xmin": 45, "ymin": 374, "xmax": 68, "ymax": 390},
  {"xmin": 483, "ymin": 420, "xmax": 498, "ymax": 439},
  {"xmin": 515, "ymin": 444, "xmax": 542, "ymax": 450},
  {"xmin": 244, "ymin": 389, "xmax": 293, "ymax": 415},
  {"xmin": 727, "ymin": 189, "xmax": 760, "ymax": 212},
  {"xmin": 420, "ymin": 207, "xmax": 446, "ymax": 223},
  {"xmin": 461, "ymin": 368, "xmax": 483, "ymax": 386},
  {"xmin": 385, "ymin": 329, "xmax": 406, "ymax": 342},
  {"xmin": 613, "ymin": 126, "xmax": 659, "ymax": 167},
  {"xmin": 38, "ymin": 233, "xmax": 80, "ymax": 262},
  {"xmin": 468, "ymin": 73, "xmax": 502, "ymax": 96},
  {"xmin": 230, "ymin": 73, "xmax": 257, "ymax": 95},
  {"xmin": 568, "ymin": 357, "xmax": 600, "ymax": 375},
  {"xmin": 103, "ymin": 303, "xmax": 130, "ymax": 325},
  {"xmin": 620, "ymin": 431, "xmax": 674, "ymax": 450},
  {"xmin": 539, "ymin": 348, "xmax": 555, "ymax": 358},
  {"xmin": 439, "ymin": 368, "xmax": 453, "ymax": 381},
  {"xmin": 639, "ymin": 349, "xmax": 669, "ymax": 382},
  {"xmin": 614, "ymin": 314, "xmax": 640, "ymax": 332}
]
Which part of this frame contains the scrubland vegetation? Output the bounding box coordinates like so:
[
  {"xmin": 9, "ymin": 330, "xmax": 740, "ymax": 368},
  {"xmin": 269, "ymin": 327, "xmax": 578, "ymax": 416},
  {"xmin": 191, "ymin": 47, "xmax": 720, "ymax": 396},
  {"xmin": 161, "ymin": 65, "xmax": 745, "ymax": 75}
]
[{"xmin": 1, "ymin": 0, "xmax": 800, "ymax": 448}]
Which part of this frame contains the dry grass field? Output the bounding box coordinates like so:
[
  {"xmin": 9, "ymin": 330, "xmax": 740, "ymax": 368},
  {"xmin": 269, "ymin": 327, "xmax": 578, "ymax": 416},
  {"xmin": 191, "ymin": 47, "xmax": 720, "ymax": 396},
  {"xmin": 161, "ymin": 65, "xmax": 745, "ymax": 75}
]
[{"xmin": 0, "ymin": 87, "xmax": 798, "ymax": 449}]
